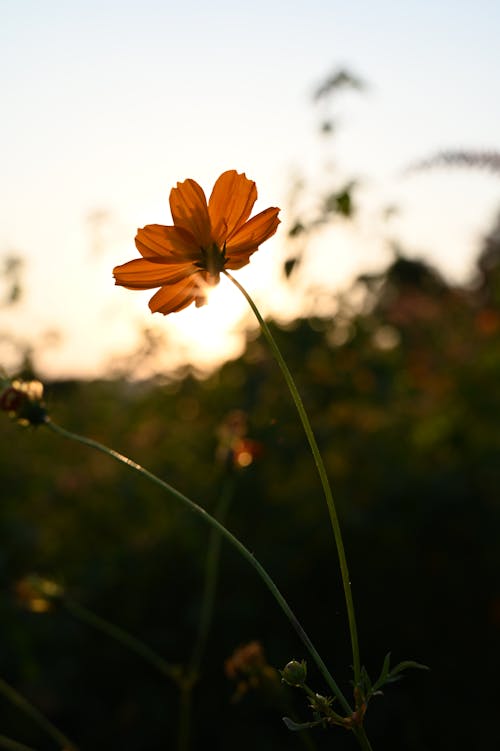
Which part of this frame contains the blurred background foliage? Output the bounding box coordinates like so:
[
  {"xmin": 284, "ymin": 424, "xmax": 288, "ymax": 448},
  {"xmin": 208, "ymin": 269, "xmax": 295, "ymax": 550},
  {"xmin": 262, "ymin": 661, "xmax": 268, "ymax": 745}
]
[
  {"xmin": 1, "ymin": 68, "xmax": 500, "ymax": 751},
  {"xmin": 2, "ymin": 220, "xmax": 500, "ymax": 749}
]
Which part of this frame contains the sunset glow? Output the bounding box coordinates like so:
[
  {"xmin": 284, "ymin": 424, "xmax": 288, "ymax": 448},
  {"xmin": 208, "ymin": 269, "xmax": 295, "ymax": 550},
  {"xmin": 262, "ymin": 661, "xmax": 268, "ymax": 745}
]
[{"xmin": 2, "ymin": 1, "xmax": 500, "ymax": 378}]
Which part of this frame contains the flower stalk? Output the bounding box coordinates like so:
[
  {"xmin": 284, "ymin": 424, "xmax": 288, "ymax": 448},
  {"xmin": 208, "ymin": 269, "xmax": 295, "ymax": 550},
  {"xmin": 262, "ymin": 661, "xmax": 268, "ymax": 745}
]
[
  {"xmin": 223, "ymin": 270, "xmax": 361, "ymax": 685},
  {"xmin": 0, "ymin": 676, "xmax": 78, "ymax": 751},
  {"xmin": 62, "ymin": 598, "xmax": 177, "ymax": 681},
  {"xmin": 187, "ymin": 476, "xmax": 235, "ymax": 680},
  {"xmin": 0, "ymin": 736, "xmax": 38, "ymax": 751},
  {"xmin": 44, "ymin": 418, "xmax": 352, "ymax": 716},
  {"xmin": 177, "ymin": 476, "xmax": 236, "ymax": 751}
]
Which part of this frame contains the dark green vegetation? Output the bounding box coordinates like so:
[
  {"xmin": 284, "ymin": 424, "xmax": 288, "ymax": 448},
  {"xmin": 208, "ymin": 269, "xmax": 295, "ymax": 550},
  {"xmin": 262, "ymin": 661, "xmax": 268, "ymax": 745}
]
[{"xmin": 2, "ymin": 226, "xmax": 500, "ymax": 750}]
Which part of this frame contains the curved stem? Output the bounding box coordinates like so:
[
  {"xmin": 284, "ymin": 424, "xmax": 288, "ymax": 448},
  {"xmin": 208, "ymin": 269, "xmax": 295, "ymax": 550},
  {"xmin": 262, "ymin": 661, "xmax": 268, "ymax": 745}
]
[
  {"xmin": 188, "ymin": 476, "xmax": 235, "ymax": 679},
  {"xmin": 223, "ymin": 271, "xmax": 361, "ymax": 684},
  {"xmin": 178, "ymin": 476, "xmax": 235, "ymax": 751},
  {"xmin": 62, "ymin": 598, "xmax": 177, "ymax": 681},
  {"xmin": 0, "ymin": 677, "xmax": 78, "ymax": 751},
  {"xmin": 0, "ymin": 736, "xmax": 39, "ymax": 751},
  {"xmin": 44, "ymin": 419, "xmax": 352, "ymax": 716}
]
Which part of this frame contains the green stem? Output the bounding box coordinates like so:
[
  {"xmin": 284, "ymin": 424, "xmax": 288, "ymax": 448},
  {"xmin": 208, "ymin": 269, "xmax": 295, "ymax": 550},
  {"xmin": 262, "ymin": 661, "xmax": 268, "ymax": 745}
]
[
  {"xmin": 188, "ymin": 476, "xmax": 235, "ymax": 678},
  {"xmin": 44, "ymin": 419, "xmax": 352, "ymax": 716},
  {"xmin": 353, "ymin": 725, "xmax": 374, "ymax": 751},
  {"xmin": 62, "ymin": 598, "xmax": 177, "ymax": 681},
  {"xmin": 176, "ymin": 683, "xmax": 192, "ymax": 751},
  {"xmin": 177, "ymin": 476, "xmax": 235, "ymax": 751},
  {"xmin": 224, "ymin": 271, "xmax": 361, "ymax": 684},
  {"xmin": 0, "ymin": 677, "xmax": 78, "ymax": 751},
  {"xmin": 0, "ymin": 736, "xmax": 38, "ymax": 751}
]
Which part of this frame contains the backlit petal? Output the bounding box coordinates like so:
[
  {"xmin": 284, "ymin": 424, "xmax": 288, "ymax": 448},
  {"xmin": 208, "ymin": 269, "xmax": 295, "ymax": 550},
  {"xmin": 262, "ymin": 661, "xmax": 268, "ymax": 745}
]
[
  {"xmin": 169, "ymin": 179, "xmax": 212, "ymax": 248},
  {"xmin": 225, "ymin": 207, "xmax": 280, "ymax": 268},
  {"xmin": 208, "ymin": 170, "xmax": 257, "ymax": 246},
  {"xmin": 112, "ymin": 171, "xmax": 281, "ymax": 316},
  {"xmin": 148, "ymin": 273, "xmax": 208, "ymax": 315},
  {"xmin": 113, "ymin": 257, "xmax": 194, "ymax": 290},
  {"xmin": 135, "ymin": 224, "xmax": 201, "ymax": 262}
]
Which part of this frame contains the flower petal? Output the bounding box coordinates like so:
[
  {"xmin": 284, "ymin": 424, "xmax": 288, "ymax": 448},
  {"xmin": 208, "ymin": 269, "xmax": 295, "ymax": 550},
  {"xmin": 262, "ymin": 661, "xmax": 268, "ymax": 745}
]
[
  {"xmin": 225, "ymin": 207, "xmax": 280, "ymax": 269},
  {"xmin": 113, "ymin": 257, "xmax": 194, "ymax": 290},
  {"xmin": 208, "ymin": 170, "xmax": 257, "ymax": 246},
  {"xmin": 148, "ymin": 273, "xmax": 208, "ymax": 315},
  {"xmin": 135, "ymin": 224, "xmax": 201, "ymax": 262},
  {"xmin": 169, "ymin": 179, "xmax": 212, "ymax": 248}
]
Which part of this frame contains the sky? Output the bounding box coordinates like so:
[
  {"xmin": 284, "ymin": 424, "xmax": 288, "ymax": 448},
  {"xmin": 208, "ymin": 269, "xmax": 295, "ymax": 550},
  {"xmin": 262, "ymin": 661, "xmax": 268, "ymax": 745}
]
[{"xmin": 2, "ymin": 0, "xmax": 500, "ymax": 378}]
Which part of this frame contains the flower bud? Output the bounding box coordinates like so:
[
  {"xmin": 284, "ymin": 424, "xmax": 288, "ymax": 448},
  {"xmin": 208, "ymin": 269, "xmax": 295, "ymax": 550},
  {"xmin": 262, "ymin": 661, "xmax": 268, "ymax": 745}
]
[{"xmin": 281, "ymin": 659, "xmax": 307, "ymax": 687}]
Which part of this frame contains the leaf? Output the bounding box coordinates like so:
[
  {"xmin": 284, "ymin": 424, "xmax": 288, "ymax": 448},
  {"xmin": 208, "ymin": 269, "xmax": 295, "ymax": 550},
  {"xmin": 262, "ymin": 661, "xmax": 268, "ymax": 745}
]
[
  {"xmin": 288, "ymin": 221, "xmax": 305, "ymax": 238},
  {"xmin": 386, "ymin": 660, "xmax": 430, "ymax": 683},
  {"xmin": 322, "ymin": 183, "xmax": 356, "ymax": 219},
  {"xmin": 282, "ymin": 717, "xmax": 322, "ymax": 732},
  {"xmin": 284, "ymin": 259, "xmax": 298, "ymax": 278},
  {"xmin": 409, "ymin": 150, "xmax": 500, "ymax": 176},
  {"xmin": 320, "ymin": 120, "xmax": 335, "ymax": 135},
  {"xmin": 360, "ymin": 665, "xmax": 372, "ymax": 694},
  {"xmin": 313, "ymin": 68, "xmax": 366, "ymax": 102},
  {"xmin": 335, "ymin": 190, "xmax": 353, "ymax": 218},
  {"xmin": 372, "ymin": 652, "xmax": 391, "ymax": 692}
]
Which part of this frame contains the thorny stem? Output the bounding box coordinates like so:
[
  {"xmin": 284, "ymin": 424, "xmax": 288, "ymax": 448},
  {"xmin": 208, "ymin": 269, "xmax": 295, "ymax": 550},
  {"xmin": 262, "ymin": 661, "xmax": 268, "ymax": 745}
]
[
  {"xmin": 224, "ymin": 270, "xmax": 361, "ymax": 685},
  {"xmin": 44, "ymin": 419, "xmax": 352, "ymax": 716},
  {"xmin": 0, "ymin": 677, "xmax": 78, "ymax": 751}
]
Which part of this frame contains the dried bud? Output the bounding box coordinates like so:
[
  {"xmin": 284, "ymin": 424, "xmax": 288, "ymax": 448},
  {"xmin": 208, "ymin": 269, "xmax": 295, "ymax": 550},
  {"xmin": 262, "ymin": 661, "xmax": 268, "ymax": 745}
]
[
  {"xmin": 15, "ymin": 575, "xmax": 64, "ymax": 613},
  {"xmin": 281, "ymin": 659, "xmax": 307, "ymax": 687},
  {"xmin": 225, "ymin": 641, "xmax": 280, "ymax": 702},
  {"xmin": 0, "ymin": 379, "xmax": 47, "ymax": 425}
]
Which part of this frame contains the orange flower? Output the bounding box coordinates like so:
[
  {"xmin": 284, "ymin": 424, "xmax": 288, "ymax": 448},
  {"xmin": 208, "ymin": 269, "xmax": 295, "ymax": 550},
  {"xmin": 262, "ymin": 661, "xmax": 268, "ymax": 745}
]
[{"xmin": 113, "ymin": 170, "xmax": 280, "ymax": 315}]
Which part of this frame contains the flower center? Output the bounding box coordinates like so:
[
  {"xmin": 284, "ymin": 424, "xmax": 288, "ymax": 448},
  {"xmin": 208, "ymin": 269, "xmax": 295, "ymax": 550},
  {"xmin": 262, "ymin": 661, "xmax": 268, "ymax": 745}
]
[{"xmin": 198, "ymin": 243, "xmax": 227, "ymax": 284}]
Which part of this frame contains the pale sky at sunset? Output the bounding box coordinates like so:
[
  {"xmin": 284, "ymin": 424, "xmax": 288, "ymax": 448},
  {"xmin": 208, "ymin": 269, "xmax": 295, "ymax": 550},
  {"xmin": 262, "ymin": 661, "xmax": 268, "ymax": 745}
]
[{"xmin": 2, "ymin": 1, "xmax": 500, "ymax": 378}]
